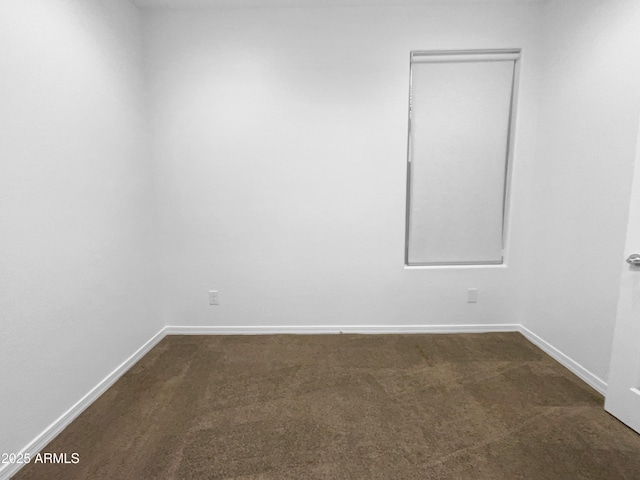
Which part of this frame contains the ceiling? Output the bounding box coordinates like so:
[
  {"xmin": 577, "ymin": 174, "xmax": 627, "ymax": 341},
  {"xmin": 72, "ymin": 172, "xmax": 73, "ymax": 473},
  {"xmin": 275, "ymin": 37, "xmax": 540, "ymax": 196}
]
[{"xmin": 131, "ymin": 0, "xmax": 545, "ymax": 9}]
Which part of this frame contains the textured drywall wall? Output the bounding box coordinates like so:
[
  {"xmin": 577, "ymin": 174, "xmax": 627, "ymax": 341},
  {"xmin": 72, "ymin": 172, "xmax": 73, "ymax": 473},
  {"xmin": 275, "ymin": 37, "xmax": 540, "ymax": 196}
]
[
  {"xmin": 519, "ymin": 0, "xmax": 640, "ymax": 382},
  {"xmin": 0, "ymin": 0, "xmax": 160, "ymax": 459},
  {"xmin": 144, "ymin": 3, "xmax": 542, "ymax": 328}
]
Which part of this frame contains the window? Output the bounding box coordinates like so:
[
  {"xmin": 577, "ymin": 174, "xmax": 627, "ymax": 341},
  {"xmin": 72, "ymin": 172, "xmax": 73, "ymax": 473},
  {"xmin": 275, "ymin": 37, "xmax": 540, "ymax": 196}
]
[{"xmin": 405, "ymin": 49, "xmax": 520, "ymax": 266}]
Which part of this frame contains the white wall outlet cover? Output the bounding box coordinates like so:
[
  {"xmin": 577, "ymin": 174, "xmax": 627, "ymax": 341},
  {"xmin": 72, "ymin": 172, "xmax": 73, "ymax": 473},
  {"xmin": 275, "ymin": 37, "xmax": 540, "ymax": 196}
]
[
  {"xmin": 208, "ymin": 290, "xmax": 219, "ymax": 305},
  {"xmin": 467, "ymin": 288, "xmax": 478, "ymax": 303}
]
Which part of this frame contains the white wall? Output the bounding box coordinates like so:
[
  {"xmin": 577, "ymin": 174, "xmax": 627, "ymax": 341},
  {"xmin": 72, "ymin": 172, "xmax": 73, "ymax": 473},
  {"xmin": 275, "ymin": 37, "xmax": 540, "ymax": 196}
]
[
  {"xmin": 0, "ymin": 0, "xmax": 160, "ymax": 459},
  {"xmin": 520, "ymin": 0, "xmax": 640, "ymax": 382},
  {"xmin": 144, "ymin": 3, "xmax": 542, "ymax": 329}
]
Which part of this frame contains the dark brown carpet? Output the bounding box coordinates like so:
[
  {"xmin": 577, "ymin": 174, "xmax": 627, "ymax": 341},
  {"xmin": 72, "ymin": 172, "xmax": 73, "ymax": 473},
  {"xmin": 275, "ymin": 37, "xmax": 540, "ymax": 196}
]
[{"xmin": 14, "ymin": 333, "xmax": 640, "ymax": 479}]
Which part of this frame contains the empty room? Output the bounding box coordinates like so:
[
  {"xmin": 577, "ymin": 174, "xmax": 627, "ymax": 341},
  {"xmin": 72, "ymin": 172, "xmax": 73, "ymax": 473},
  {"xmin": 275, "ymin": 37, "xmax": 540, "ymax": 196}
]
[{"xmin": 2, "ymin": 0, "xmax": 640, "ymax": 478}]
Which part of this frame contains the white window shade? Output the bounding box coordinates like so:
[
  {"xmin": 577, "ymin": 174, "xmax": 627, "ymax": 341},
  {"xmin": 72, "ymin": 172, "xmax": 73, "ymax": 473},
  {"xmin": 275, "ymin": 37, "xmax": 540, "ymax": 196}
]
[{"xmin": 406, "ymin": 49, "xmax": 519, "ymax": 266}]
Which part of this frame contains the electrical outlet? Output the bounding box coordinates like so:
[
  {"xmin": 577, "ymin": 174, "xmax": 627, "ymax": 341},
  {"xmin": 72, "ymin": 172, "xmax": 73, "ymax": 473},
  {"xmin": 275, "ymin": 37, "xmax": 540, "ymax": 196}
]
[
  {"xmin": 208, "ymin": 290, "xmax": 219, "ymax": 305},
  {"xmin": 467, "ymin": 288, "xmax": 478, "ymax": 303}
]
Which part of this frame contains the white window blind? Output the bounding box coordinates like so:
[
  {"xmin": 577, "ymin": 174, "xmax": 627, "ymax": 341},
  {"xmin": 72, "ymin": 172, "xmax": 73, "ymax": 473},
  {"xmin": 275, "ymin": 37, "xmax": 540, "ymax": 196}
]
[{"xmin": 406, "ymin": 49, "xmax": 519, "ymax": 266}]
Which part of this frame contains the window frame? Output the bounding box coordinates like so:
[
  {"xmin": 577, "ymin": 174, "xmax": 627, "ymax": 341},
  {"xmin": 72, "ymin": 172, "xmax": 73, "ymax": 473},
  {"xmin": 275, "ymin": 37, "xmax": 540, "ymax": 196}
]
[{"xmin": 404, "ymin": 48, "xmax": 521, "ymax": 267}]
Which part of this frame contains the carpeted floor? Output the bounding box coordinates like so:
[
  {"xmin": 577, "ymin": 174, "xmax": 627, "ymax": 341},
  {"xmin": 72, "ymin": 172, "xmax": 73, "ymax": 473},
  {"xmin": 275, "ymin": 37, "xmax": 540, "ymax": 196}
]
[{"xmin": 14, "ymin": 333, "xmax": 640, "ymax": 479}]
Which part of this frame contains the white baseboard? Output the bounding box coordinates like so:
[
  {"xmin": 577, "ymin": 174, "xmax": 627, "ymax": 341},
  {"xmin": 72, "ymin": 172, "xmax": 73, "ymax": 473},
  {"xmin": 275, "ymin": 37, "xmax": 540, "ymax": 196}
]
[
  {"xmin": 164, "ymin": 324, "xmax": 521, "ymax": 335},
  {"xmin": 3, "ymin": 322, "xmax": 607, "ymax": 479},
  {"xmin": 518, "ymin": 325, "xmax": 607, "ymax": 396},
  {"xmin": 0, "ymin": 327, "xmax": 168, "ymax": 480}
]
